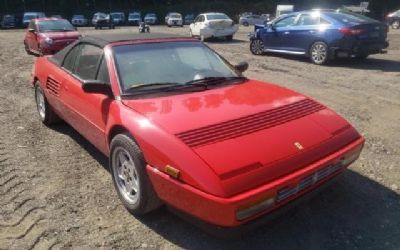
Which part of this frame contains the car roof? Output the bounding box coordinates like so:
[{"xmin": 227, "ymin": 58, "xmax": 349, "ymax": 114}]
[
  {"xmin": 50, "ymin": 33, "xmax": 195, "ymax": 66},
  {"xmin": 34, "ymin": 17, "xmax": 64, "ymax": 22},
  {"xmin": 80, "ymin": 33, "xmax": 191, "ymax": 47}
]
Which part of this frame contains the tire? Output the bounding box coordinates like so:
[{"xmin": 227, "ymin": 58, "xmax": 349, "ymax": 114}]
[
  {"xmin": 34, "ymin": 82, "xmax": 60, "ymax": 125},
  {"xmin": 226, "ymin": 35, "xmax": 233, "ymax": 41},
  {"xmin": 309, "ymin": 41, "xmax": 329, "ymax": 65},
  {"xmin": 392, "ymin": 20, "xmax": 400, "ymax": 29},
  {"xmin": 243, "ymin": 21, "xmax": 249, "ymax": 27},
  {"xmin": 250, "ymin": 38, "xmax": 265, "ymax": 55},
  {"xmin": 110, "ymin": 134, "xmax": 162, "ymax": 215}
]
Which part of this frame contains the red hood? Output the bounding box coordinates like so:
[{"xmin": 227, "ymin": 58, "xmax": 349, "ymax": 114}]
[
  {"xmin": 122, "ymin": 80, "xmax": 307, "ymax": 134},
  {"xmin": 122, "ymin": 80, "xmax": 359, "ymax": 195},
  {"xmin": 39, "ymin": 31, "xmax": 80, "ymax": 40}
]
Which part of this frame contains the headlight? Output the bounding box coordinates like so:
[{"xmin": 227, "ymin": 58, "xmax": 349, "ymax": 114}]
[
  {"xmin": 341, "ymin": 150, "xmax": 361, "ymax": 166},
  {"xmin": 44, "ymin": 37, "xmax": 53, "ymax": 45}
]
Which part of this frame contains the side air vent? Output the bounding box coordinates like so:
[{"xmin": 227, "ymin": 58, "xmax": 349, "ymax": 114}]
[
  {"xmin": 176, "ymin": 99, "xmax": 324, "ymax": 148},
  {"xmin": 46, "ymin": 76, "xmax": 61, "ymax": 96}
]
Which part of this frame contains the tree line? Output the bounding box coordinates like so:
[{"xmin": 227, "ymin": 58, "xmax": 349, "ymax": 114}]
[{"xmin": 1, "ymin": 0, "xmax": 399, "ymax": 20}]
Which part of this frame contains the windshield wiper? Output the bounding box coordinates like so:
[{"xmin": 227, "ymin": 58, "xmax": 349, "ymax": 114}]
[
  {"xmin": 124, "ymin": 82, "xmax": 181, "ymax": 93},
  {"xmin": 185, "ymin": 76, "xmax": 247, "ymax": 88}
]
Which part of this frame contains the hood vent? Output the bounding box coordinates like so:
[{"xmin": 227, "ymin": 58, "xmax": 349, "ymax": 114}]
[
  {"xmin": 46, "ymin": 76, "xmax": 61, "ymax": 96},
  {"xmin": 176, "ymin": 99, "xmax": 324, "ymax": 148}
]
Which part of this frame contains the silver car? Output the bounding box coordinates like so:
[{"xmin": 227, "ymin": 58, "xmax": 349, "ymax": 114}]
[{"xmin": 239, "ymin": 14, "xmax": 268, "ymax": 26}]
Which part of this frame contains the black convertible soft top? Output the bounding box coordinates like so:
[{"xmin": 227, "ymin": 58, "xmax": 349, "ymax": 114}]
[{"xmin": 50, "ymin": 33, "xmax": 191, "ymax": 66}]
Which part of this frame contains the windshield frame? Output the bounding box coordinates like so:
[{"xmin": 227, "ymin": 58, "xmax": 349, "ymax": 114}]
[{"xmin": 111, "ymin": 40, "xmax": 241, "ymax": 97}]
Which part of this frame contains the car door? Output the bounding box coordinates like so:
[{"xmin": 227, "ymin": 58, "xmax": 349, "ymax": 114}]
[
  {"xmin": 26, "ymin": 20, "xmax": 39, "ymax": 52},
  {"xmin": 260, "ymin": 14, "xmax": 298, "ymax": 51},
  {"xmin": 289, "ymin": 13, "xmax": 329, "ymax": 53},
  {"xmin": 191, "ymin": 15, "xmax": 204, "ymax": 35},
  {"xmin": 60, "ymin": 44, "xmax": 112, "ymax": 154}
]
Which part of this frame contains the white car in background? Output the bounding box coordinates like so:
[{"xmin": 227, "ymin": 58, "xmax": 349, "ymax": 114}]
[
  {"xmin": 166, "ymin": 12, "xmax": 183, "ymax": 27},
  {"xmin": 189, "ymin": 12, "xmax": 238, "ymax": 41}
]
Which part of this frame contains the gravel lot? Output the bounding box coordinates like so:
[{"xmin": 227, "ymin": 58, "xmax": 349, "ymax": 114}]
[{"xmin": 0, "ymin": 26, "xmax": 399, "ymax": 250}]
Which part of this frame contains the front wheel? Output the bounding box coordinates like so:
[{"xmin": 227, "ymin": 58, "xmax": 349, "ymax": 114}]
[
  {"xmin": 392, "ymin": 21, "xmax": 400, "ymax": 29},
  {"xmin": 310, "ymin": 41, "xmax": 329, "ymax": 65},
  {"xmin": 250, "ymin": 39, "xmax": 265, "ymax": 55},
  {"xmin": 110, "ymin": 134, "xmax": 162, "ymax": 215}
]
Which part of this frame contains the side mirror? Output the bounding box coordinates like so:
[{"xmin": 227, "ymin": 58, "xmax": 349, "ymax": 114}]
[
  {"xmin": 270, "ymin": 24, "xmax": 277, "ymax": 30},
  {"xmin": 234, "ymin": 61, "xmax": 249, "ymax": 73},
  {"xmin": 28, "ymin": 28, "xmax": 35, "ymax": 33},
  {"xmin": 82, "ymin": 80, "xmax": 113, "ymax": 96}
]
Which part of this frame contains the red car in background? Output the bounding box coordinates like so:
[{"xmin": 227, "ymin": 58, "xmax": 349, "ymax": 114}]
[
  {"xmin": 31, "ymin": 33, "xmax": 364, "ymax": 229},
  {"xmin": 24, "ymin": 18, "xmax": 79, "ymax": 56}
]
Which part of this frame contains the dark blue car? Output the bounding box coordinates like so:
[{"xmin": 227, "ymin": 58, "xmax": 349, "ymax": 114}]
[{"xmin": 250, "ymin": 10, "xmax": 389, "ymax": 65}]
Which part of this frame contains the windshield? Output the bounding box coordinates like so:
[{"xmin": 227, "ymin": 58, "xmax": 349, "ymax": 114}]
[
  {"xmin": 171, "ymin": 14, "xmax": 181, "ymax": 18},
  {"xmin": 146, "ymin": 14, "xmax": 156, "ymax": 17},
  {"xmin": 73, "ymin": 15, "xmax": 83, "ymax": 19},
  {"xmin": 4, "ymin": 16, "xmax": 15, "ymax": 21},
  {"xmin": 38, "ymin": 20, "xmax": 75, "ymax": 32},
  {"xmin": 326, "ymin": 12, "xmax": 377, "ymax": 24},
  {"xmin": 111, "ymin": 13, "xmax": 122, "ymax": 18},
  {"xmin": 129, "ymin": 14, "xmax": 140, "ymax": 18},
  {"xmin": 206, "ymin": 14, "xmax": 229, "ymax": 20},
  {"xmin": 113, "ymin": 42, "xmax": 238, "ymax": 93},
  {"xmin": 23, "ymin": 14, "xmax": 37, "ymax": 21}
]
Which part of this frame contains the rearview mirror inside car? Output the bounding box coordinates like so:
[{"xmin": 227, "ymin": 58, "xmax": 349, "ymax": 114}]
[
  {"xmin": 82, "ymin": 80, "xmax": 113, "ymax": 96},
  {"xmin": 234, "ymin": 61, "xmax": 249, "ymax": 73}
]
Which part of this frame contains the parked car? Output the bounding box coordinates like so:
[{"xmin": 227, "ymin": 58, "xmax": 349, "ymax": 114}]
[
  {"xmin": 189, "ymin": 12, "xmax": 238, "ymax": 41},
  {"xmin": 386, "ymin": 9, "xmax": 400, "ymax": 29},
  {"xmin": 184, "ymin": 14, "xmax": 195, "ymax": 24},
  {"xmin": 92, "ymin": 13, "xmax": 114, "ymax": 29},
  {"xmin": 1, "ymin": 15, "xmax": 17, "ymax": 29},
  {"xmin": 144, "ymin": 13, "xmax": 158, "ymax": 24},
  {"xmin": 166, "ymin": 12, "xmax": 183, "ymax": 27},
  {"xmin": 239, "ymin": 14, "xmax": 269, "ymax": 26},
  {"xmin": 110, "ymin": 12, "xmax": 125, "ymax": 25},
  {"xmin": 22, "ymin": 12, "xmax": 45, "ymax": 27},
  {"xmin": 51, "ymin": 15, "xmax": 62, "ymax": 19},
  {"xmin": 71, "ymin": 15, "xmax": 88, "ymax": 26},
  {"xmin": 128, "ymin": 12, "xmax": 141, "ymax": 25},
  {"xmin": 250, "ymin": 10, "xmax": 389, "ymax": 65},
  {"xmin": 31, "ymin": 33, "xmax": 364, "ymax": 228},
  {"xmin": 24, "ymin": 18, "xmax": 79, "ymax": 55}
]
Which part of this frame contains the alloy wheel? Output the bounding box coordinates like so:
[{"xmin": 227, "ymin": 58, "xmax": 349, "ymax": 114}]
[
  {"xmin": 112, "ymin": 147, "xmax": 140, "ymax": 204},
  {"xmin": 250, "ymin": 39, "xmax": 264, "ymax": 55},
  {"xmin": 311, "ymin": 42, "xmax": 328, "ymax": 65},
  {"xmin": 35, "ymin": 85, "xmax": 46, "ymax": 120}
]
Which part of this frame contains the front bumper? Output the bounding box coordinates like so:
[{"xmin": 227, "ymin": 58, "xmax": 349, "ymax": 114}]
[
  {"xmin": 147, "ymin": 136, "xmax": 364, "ymax": 227},
  {"xmin": 168, "ymin": 20, "xmax": 183, "ymax": 26}
]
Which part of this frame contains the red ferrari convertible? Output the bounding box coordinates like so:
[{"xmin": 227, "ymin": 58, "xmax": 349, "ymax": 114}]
[{"xmin": 31, "ymin": 33, "xmax": 364, "ymax": 228}]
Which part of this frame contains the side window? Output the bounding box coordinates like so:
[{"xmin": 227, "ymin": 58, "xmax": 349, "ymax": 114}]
[
  {"xmin": 297, "ymin": 14, "xmax": 320, "ymax": 26},
  {"xmin": 320, "ymin": 17, "xmax": 331, "ymax": 25},
  {"xmin": 199, "ymin": 15, "xmax": 205, "ymax": 22},
  {"xmin": 62, "ymin": 45, "xmax": 81, "ymax": 72},
  {"xmin": 97, "ymin": 58, "xmax": 110, "ymax": 83},
  {"xmin": 194, "ymin": 15, "xmax": 200, "ymax": 23},
  {"xmin": 75, "ymin": 45, "xmax": 103, "ymax": 80},
  {"xmin": 274, "ymin": 16, "xmax": 296, "ymax": 28}
]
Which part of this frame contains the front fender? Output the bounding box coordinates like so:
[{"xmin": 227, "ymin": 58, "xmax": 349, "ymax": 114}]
[{"xmin": 105, "ymin": 102, "xmax": 226, "ymax": 197}]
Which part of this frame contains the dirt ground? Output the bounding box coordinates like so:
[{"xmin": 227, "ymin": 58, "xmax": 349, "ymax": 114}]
[{"xmin": 0, "ymin": 25, "xmax": 399, "ymax": 250}]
